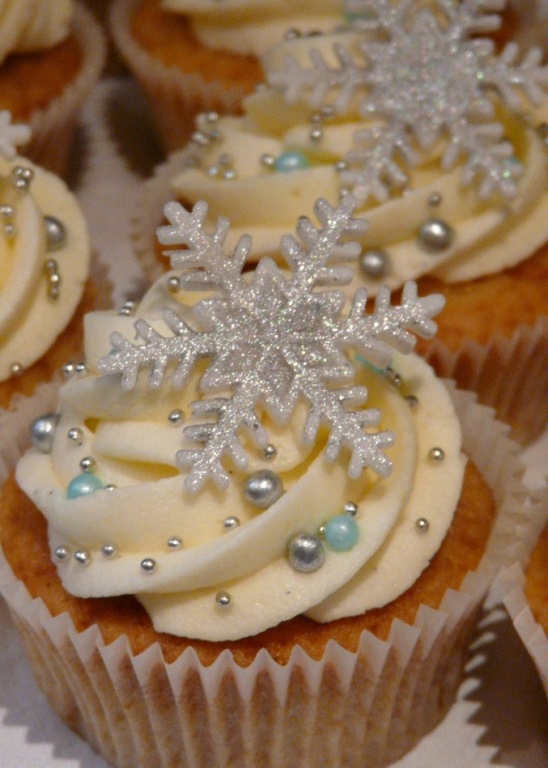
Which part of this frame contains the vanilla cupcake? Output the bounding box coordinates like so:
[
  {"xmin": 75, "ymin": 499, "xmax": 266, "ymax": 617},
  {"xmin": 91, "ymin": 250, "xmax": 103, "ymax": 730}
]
[
  {"xmin": 0, "ymin": 113, "xmax": 94, "ymax": 410},
  {"xmin": 137, "ymin": 2, "xmax": 548, "ymax": 441},
  {"xmin": 0, "ymin": 0, "xmax": 106, "ymax": 175},
  {"xmin": 0, "ymin": 195, "xmax": 543, "ymax": 768},
  {"xmin": 109, "ymin": 0, "xmax": 349, "ymax": 150}
]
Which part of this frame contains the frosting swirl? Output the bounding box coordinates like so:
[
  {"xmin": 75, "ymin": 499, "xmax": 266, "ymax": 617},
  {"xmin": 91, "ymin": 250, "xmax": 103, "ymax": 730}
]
[
  {"xmin": 161, "ymin": 0, "xmax": 346, "ymax": 56},
  {"xmin": 17, "ymin": 275, "xmax": 465, "ymax": 642},
  {"xmin": 168, "ymin": 29, "xmax": 548, "ymax": 296},
  {"xmin": 0, "ymin": 0, "xmax": 73, "ymax": 66},
  {"xmin": 0, "ymin": 155, "xmax": 90, "ymax": 382}
]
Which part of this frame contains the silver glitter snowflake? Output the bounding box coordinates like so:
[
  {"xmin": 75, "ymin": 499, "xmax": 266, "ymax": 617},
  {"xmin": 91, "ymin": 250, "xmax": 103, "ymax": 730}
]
[
  {"xmin": 269, "ymin": 0, "xmax": 548, "ymax": 202},
  {"xmin": 0, "ymin": 111, "xmax": 31, "ymax": 160},
  {"xmin": 98, "ymin": 196, "xmax": 444, "ymax": 492}
]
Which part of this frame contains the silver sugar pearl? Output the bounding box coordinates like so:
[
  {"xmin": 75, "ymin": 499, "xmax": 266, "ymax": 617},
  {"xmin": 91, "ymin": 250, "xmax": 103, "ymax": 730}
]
[
  {"xmin": 167, "ymin": 537, "xmax": 182, "ymax": 549},
  {"xmin": 405, "ymin": 394, "xmax": 419, "ymax": 409},
  {"xmin": 415, "ymin": 517, "xmax": 430, "ymax": 534},
  {"xmin": 0, "ymin": 204, "xmax": 13, "ymax": 218},
  {"xmin": 10, "ymin": 362, "xmax": 23, "ymax": 376},
  {"xmin": 191, "ymin": 130, "xmax": 210, "ymax": 146},
  {"xmin": 62, "ymin": 361, "xmax": 76, "ymax": 379},
  {"xmin": 104, "ymin": 484, "xmax": 117, "ymax": 491},
  {"xmin": 223, "ymin": 516, "xmax": 240, "ymax": 531},
  {"xmin": 75, "ymin": 363, "xmax": 88, "ymax": 376},
  {"xmin": 418, "ymin": 218, "xmax": 454, "ymax": 253},
  {"xmin": 427, "ymin": 192, "xmax": 442, "ymax": 208},
  {"xmin": 101, "ymin": 544, "xmax": 117, "ymax": 558},
  {"xmin": 260, "ymin": 153, "xmax": 276, "ymax": 168},
  {"xmin": 384, "ymin": 366, "xmax": 402, "ymax": 388},
  {"xmin": 223, "ymin": 168, "xmax": 237, "ymax": 180},
  {"xmin": 309, "ymin": 126, "xmax": 323, "ymax": 142},
  {"xmin": 343, "ymin": 501, "xmax": 358, "ymax": 517},
  {"xmin": 168, "ymin": 408, "xmax": 185, "ymax": 425},
  {"xmin": 359, "ymin": 248, "xmax": 389, "ymax": 278},
  {"xmin": 30, "ymin": 413, "xmax": 60, "ymax": 453},
  {"xmin": 205, "ymin": 111, "xmax": 219, "ymax": 123},
  {"xmin": 243, "ymin": 470, "xmax": 284, "ymax": 508},
  {"xmin": 67, "ymin": 427, "xmax": 84, "ymax": 445},
  {"xmin": 44, "ymin": 215, "xmax": 67, "ymax": 251},
  {"xmin": 428, "ymin": 447, "xmax": 445, "ymax": 462},
  {"xmin": 215, "ymin": 590, "xmax": 232, "ymax": 607},
  {"xmin": 335, "ymin": 160, "xmax": 348, "ymax": 172},
  {"xmin": 54, "ymin": 545, "xmax": 70, "ymax": 562},
  {"xmin": 118, "ymin": 301, "xmax": 136, "ymax": 317},
  {"xmin": 287, "ymin": 533, "xmax": 325, "ymax": 573},
  {"xmin": 74, "ymin": 550, "xmax": 90, "ymax": 566},
  {"xmin": 141, "ymin": 558, "xmax": 156, "ymax": 573},
  {"xmin": 167, "ymin": 275, "xmax": 180, "ymax": 293},
  {"xmin": 263, "ymin": 444, "xmax": 277, "ymax": 460},
  {"xmin": 80, "ymin": 456, "xmax": 96, "ymax": 473}
]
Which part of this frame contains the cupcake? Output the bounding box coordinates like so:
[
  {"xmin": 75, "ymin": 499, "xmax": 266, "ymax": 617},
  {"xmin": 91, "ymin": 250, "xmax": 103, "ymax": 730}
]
[
  {"xmin": 0, "ymin": 0, "xmax": 106, "ymax": 176},
  {"xmin": 137, "ymin": 1, "xmax": 548, "ymax": 442},
  {"xmin": 109, "ymin": 0, "xmax": 348, "ymax": 151},
  {"xmin": 0, "ymin": 195, "xmax": 543, "ymax": 768},
  {"xmin": 0, "ymin": 112, "xmax": 95, "ymax": 411}
]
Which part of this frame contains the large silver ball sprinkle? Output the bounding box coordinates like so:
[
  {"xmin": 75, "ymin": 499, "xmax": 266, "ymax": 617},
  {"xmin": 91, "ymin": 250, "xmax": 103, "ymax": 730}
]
[
  {"xmin": 44, "ymin": 215, "xmax": 67, "ymax": 251},
  {"xmin": 359, "ymin": 248, "xmax": 389, "ymax": 278},
  {"xmin": 418, "ymin": 218, "xmax": 454, "ymax": 253},
  {"xmin": 30, "ymin": 413, "xmax": 60, "ymax": 453},
  {"xmin": 243, "ymin": 469, "xmax": 283, "ymax": 508},
  {"xmin": 287, "ymin": 533, "xmax": 325, "ymax": 573}
]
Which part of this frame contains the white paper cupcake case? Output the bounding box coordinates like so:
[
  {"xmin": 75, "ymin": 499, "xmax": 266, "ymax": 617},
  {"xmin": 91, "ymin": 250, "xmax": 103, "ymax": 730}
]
[
  {"xmin": 109, "ymin": 0, "xmax": 251, "ymax": 153},
  {"xmin": 0, "ymin": 386, "xmax": 546, "ymax": 768},
  {"xmin": 23, "ymin": 2, "xmax": 107, "ymax": 177}
]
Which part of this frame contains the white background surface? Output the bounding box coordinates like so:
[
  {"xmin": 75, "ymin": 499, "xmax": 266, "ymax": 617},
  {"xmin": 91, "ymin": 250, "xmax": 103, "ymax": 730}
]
[{"xmin": 0, "ymin": 77, "xmax": 547, "ymax": 768}]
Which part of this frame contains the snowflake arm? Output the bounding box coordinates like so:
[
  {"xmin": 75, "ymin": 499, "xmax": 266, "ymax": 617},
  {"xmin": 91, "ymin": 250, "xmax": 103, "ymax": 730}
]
[{"xmin": 0, "ymin": 111, "xmax": 31, "ymax": 160}]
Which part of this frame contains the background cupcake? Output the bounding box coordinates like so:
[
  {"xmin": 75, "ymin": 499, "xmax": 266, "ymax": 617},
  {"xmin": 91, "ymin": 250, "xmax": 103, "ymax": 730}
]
[
  {"xmin": 135, "ymin": 0, "xmax": 548, "ymax": 443},
  {"xmin": 0, "ymin": 195, "xmax": 545, "ymax": 768},
  {"xmin": 0, "ymin": 0, "xmax": 106, "ymax": 176}
]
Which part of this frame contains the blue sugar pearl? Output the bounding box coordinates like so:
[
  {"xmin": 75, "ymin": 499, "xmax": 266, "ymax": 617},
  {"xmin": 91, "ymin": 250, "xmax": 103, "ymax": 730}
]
[
  {"xmin": 67, "ymin": 473, "xmax": 104, "ymax": 499},
  {"xmin": 324, "ymin": 514, "xmax": 359, "ymax": 552},
  {"xmin": 274, "ymin": 151, "xmax": 309, "ymax": 173}
]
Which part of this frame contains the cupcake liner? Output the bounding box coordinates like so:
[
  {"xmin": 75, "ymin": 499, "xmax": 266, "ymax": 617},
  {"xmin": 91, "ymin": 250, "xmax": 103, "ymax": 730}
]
[
  {"xmin": 425, "ymin": 318, "xmax": 548, "ymax": 445},
  {"xmin": 0, "ymin": 385, "xmax": 545, "ymax": 768},
  {"xmin": 24, "ymin": 2, "xmax": 107, "ymax": 177},
  {"xmin": 109, "ymin": 0, "xmax": 251, "ymax": 153}
]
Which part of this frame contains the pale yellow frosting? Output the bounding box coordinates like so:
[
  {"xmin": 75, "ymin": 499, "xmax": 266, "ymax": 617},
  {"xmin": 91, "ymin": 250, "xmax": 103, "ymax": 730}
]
[
  {"xmin": 17, "ymin": 276, "xmax": 465, "ymax": 641},
  {"xmin": 161, "ymin": 0, "xmax": 345, "ymax": 56},
  {"xmin": 0, "ymin": 0, "xmax": 73, "ymax": 66},
  {"xmin": 0, "ymin": 156, "xmax": 90, "ymax": 382},
  {"xmin": 168, "ymin": 33, "xmax": 548, "ymax": 296}
]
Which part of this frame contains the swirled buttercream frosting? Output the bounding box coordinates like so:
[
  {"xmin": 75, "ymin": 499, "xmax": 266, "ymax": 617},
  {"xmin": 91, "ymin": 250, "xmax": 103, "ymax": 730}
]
[
  {"xmin": 0, "ymin": 153, "xmax": 90, "ymax": 382},
  {"xmin": 0, "ymin": 0, "xmax": 73, "ymax": 66},
  {"xmin": 17, "ymin": 197, "xmax": 465, "ymax": 642},
  {"xmin": 169, "ymin": 23, "xmax": 548, "ymax": 296},
  {"xmin": 161, "ymin": 0, "xmax": 346, "ymax": 57}
]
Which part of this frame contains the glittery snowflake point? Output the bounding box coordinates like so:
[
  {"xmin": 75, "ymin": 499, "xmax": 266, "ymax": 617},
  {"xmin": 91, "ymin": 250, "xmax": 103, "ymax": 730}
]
[
  {"xmin": 0, "ymin": 111, "xmax": 31, "ymax": 160},
  {"xmin": 98, "ymin": 197, "xmax": 444, "ymax": 492},
  {"xmin": 269, "ymin": 0, "xmax": 548, "ymax": 202}
]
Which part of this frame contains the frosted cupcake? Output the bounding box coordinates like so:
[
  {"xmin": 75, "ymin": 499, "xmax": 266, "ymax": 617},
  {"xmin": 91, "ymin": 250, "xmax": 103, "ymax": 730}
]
[
  {"xmin": 0, "ymin": 112, "xmax": 94, "ymax": 410},
  {"xmin": 0, "ymin": 0, "xmax": 106, "ymax": 175},
  {"xmin": 138, "ymin": 0, "xmax": 548, "ymax": 442},
  {"xmin": 109, "ymin": 0, "xmax": 349, "ymax": 150},
  {"xmin": 0, "ymin": 195, "xmax": 543, "ymax": 768}
]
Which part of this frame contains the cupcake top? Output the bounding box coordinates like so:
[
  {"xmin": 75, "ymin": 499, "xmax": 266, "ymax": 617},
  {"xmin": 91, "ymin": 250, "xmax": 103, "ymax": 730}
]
[
  {"xmin": 0, "ymin": 112, "xmax": 90, "ymax": 383},
  {"xmin": 17, "ymin": 196, "xmax": 469, "ymax": 642},
  {"xmin": 0, "ymin": 0, "xmax": 73, "ymax": 65},
  {"xmin": 168, "ymin": 0, "xmax": 548, "ymax": 295},
  {"xmin": 160, "ymin": 0, "xmax": 347, "ymax": 57}
]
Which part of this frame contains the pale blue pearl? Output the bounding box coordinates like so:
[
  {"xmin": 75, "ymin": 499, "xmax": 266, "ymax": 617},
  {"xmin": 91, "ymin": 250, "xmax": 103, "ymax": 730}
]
[
  {"xmin": 324, "ymin": 514, "xmax": 359, "ymax": 551},
  {"xmin": 67, "ymin": 473, "xmax": 103, "ymax": 499},
  {"xmin": 274, "ymin": 151, "xmax": 308, "ymax": 173}
]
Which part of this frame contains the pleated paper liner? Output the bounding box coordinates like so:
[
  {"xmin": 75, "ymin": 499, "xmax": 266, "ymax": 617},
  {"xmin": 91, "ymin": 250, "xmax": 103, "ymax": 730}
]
[{"xmin": 0, "ymin": 385, "xmax": 545, "ymax": 768}]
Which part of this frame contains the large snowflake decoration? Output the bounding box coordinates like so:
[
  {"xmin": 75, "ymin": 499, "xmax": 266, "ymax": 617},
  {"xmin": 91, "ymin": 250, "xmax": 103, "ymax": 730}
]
[
  {"xmin": 98, "ymin": 196, "xmax": 444, "ymax": 492},
  {"xmin": 0, "ymin": 111, "xmax": 31, "ymax": 160},
  {"xmin": 268, "ymin": 0, "xmax": 548, "ymax": 202}
]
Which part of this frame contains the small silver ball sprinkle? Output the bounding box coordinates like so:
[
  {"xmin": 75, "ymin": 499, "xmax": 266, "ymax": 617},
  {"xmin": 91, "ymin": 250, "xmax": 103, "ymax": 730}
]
[
  {"xmin": 359, "ymin": 249, "xmax": 389, "ymax": 279},
  {"xmin": 75, "ymin": 363, "xmax": 88, "ymax": 376},
  {"xmin": 54, "ymin": 545, "xmax": 70, "ymax": 562},
  {"xmin": 405, "ymin": 394, "xmax": 419, "ymax": 409},
  {"xmin": 140, "ymin": 558, "xmax": 156, "ymax": 573},
  {"xmin": 168, "ymin": 408, "xmax": 185, "ymax": 425},
  {"xmin": 10, "ymin": 362, "xmax": 23, "ymax": 376},
  {"xmin": 101, "ymin": 544, "xmax": 117, "ymax": 558},
  {"xmin": 30, "ymin": 413, "xmax": 60, "ymax": 453},
  {"xmin": 260, "ymin": 153, "xmax": 276, "ymax": 168},
  {"xmin": 80, "ymin": 456, "xmax": 96, "ymax": 473},
  {"xmin": 44, "ymin": 215, "xmax": 67, "ymax": 251},
  {"xmin": 167, "ymin": 275, "xmax": 180, "ymax": 293},
  {"xmin": 74, "ymin": 550, "xmax": 90, "ymax": 566},
  {"xmin": 216, "ymin": 590, "xmax": 232, "ymax": 607},
  {"xmin": 263, "ymin": 443, "xmax": 277, "ymax": 460},
  {"xmin": 223, "ymin": 516, "xmax": 240, "ymax": 531},
  {"xmin": 428, "ymin": 192, "xmax": 442, "ymax": 207},
  {"xmin": 428, "ymin": 447, "xmax": 445, "ymax": 462},
  {"xmin": 287, "ymin": 533, "xmax": 325, "ymax": 573},
  {"xmin": 67, "ymin": 427, "xmax": 84, "ymax": 446},
  {"xmin": 118, "ymin": 301, "xmax": 136, "ymax": 317},
  {"xmin": 167, "ymin": 537, "xmax": 182, "ymax": 549},
  {"xmin": 418, "ymin": 218, "xmax": 454, "ymax": 253},
  {"xmin": 62, "ymin": 361, "xmax": 75, "ymax": 379},
  {"xmin": 104, "ymin": 484, "xmax": 117, "ymax": 491},
  {"xmin": 343, "ymin": 501, "xmax": 358, "ymax": 517},
  {"xmin": 384, "ymin": 366, "xmax": 402, "ymax": 388},
  {"xmin": 310, "ymin": 126, "xmax": 323, "ymax": 142},
  {"xmin": 415, "ymin": 517, "xmax": 430, "ymax": 534},
  {"xmin": 243, "ymin": 470, "xmax": 284, "ymax": 508}
]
